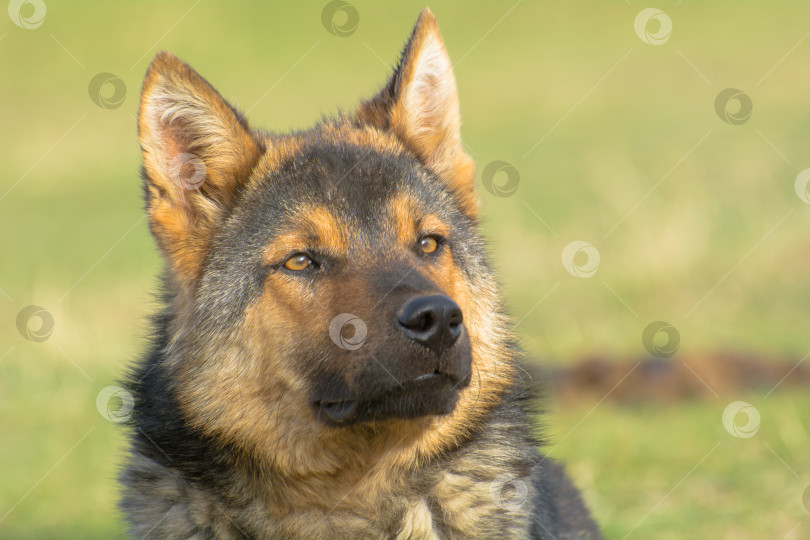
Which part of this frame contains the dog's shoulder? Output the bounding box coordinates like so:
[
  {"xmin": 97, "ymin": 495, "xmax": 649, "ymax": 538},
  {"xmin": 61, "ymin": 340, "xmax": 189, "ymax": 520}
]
[{"xmin": 530, "ymin": 457, "xmax": 602, "ymax": 539}]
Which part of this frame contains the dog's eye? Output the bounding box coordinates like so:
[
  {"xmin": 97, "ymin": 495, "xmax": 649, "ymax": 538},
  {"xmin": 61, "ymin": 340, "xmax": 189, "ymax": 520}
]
[
  {"xmin": 283, "ymin": 254, "xmax": 315, "ymax": 271},
  {"xmin": 418, "ymin": 235, "xmax": 442, "ymax": 255}
]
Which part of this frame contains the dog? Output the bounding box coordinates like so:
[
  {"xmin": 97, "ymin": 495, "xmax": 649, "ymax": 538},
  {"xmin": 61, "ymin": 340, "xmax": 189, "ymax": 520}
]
[{"xmin": 120, "ymin": 8, "xmax": 602, "ymax": 539}]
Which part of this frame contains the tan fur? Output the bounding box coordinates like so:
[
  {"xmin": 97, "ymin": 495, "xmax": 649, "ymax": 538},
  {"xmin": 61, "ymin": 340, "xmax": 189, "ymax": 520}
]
[
  {"xmin": 123, "ymin": 443, "xmax": 533, "ymax": 539},
  {"xmin": 389, "ymin": 193, "xmax": 451, "ymax": 247},
  {"xmin": 262, "ymin": 205, "xmax": 348, "ymax": 264},
  {"xmin": 396, "ymin": 499, "xmax": 440, "ymax": 540}
]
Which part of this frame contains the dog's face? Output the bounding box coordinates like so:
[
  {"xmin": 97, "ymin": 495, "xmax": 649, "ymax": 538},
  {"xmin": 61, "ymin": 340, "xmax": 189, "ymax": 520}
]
[
  {"xmin": 204, "ymin": 140, "xmax": 477, "ymax": 426},
  {"xmin": 138, "ymin": 9, "xmax": 515, "ymax": 470}
]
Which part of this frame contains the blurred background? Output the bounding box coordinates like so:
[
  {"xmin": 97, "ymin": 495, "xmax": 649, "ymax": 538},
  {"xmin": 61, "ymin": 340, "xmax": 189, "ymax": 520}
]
[{"xmin": 2, "ymin": 1, "xmax": 809, "ymax": 538}]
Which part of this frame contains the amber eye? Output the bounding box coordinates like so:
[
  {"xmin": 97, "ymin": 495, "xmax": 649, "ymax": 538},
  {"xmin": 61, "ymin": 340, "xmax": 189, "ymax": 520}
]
[
  {"xmin": 418, "ymin": 236, "xmax": 440, "ymax": 254},
  {"xmin": 283, "ymin": 254, "xmax": 314, "ymax": 271}
]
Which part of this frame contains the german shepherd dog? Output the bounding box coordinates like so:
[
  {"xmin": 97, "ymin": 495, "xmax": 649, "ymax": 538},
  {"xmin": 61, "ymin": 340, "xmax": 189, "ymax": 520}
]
[{"xmin": 121, "ymin": 9, "xmax": 601, "ymax": 539}]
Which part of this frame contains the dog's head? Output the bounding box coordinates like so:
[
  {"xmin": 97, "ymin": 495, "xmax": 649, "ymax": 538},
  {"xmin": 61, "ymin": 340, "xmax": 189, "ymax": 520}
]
[{"xmin": 138, "ymin": 9, "xmax": 517, "ymax": 472}]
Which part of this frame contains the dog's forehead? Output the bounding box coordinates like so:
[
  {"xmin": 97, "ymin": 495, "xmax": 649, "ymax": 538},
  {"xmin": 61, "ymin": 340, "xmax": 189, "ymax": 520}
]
[{"xmin": 244, "ymin": 138, "xmax": 446, "ymax": 225}]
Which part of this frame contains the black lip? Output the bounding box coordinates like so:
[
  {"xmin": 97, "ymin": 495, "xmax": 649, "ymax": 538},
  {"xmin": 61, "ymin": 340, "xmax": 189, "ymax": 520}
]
[
  {"xmin": 315, "ymin": 400, "xmax": 358, "ymax": 423},
  {"xmin": 313, "ymin": 371, "xmax": 466, "ymax": 425}
]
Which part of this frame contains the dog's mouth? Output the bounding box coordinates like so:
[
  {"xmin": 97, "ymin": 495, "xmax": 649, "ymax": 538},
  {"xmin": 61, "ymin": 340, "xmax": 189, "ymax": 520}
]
[{"xmin": 313, "ymin": 371, "xmax": 468, "ymax": 426}]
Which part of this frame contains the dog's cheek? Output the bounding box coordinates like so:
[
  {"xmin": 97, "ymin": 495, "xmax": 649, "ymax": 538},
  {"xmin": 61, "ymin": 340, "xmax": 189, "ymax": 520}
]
[{"xmin": 249, "ymin": 275, "xmax": 327, "ymax": 380}]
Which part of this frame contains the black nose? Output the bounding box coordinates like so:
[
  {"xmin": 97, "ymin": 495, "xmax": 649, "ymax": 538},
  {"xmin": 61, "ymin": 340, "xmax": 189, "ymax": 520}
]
[{"xmin": 396, "ymin": 295, "xmax": 463, "ymax": 355}]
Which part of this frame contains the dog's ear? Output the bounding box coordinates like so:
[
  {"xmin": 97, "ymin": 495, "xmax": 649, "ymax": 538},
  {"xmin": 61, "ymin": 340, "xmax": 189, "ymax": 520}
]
[
  {"xmin": 138, "ymin": 52, "xmax": 264, "ymax": 287},
  {"xmin": 358, "ymin": 9, "xmax": 477, "ymax": 217}
]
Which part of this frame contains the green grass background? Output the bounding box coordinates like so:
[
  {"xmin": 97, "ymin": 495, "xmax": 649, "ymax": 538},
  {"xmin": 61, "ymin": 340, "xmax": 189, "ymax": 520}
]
[{"xmin": 2, "ymin": 1, "xmax": 809, "ymax": 538}]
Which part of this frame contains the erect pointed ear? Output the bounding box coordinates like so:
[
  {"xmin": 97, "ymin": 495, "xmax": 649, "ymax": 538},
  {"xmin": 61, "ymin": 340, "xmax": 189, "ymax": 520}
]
[
  {"xmin": 138, "ymin": 52, "xmax": 264, "ymax": 287},
  {"xmin": 357, "ymin": 9, "xmax": 477, "ymax": 217}
]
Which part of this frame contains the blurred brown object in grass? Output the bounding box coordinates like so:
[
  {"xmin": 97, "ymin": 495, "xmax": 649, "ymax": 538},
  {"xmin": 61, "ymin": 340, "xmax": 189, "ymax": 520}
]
[{"xmin": 549, "ymin": 352, "xmax": 810, "ymax": 405}]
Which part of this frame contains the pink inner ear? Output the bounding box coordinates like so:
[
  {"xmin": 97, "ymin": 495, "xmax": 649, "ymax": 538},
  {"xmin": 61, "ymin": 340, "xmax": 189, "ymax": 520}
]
[
  {"xmin": 408, "ymin": 75, "xmax": 444, "ymax": 130},
  {"xmin": 156, "ymin": 109, "xmax": 197, "ymax": 156},
  {"xmin": 151, "ymin": 123, "xmax": 188, "ymax": 196},
  {"xmin": 153, "ymin": 113, "xmax": 213, "ymax": 195},
  {"xmin": 162, "ymin": 131, "xmax": 184, "ymax": 163},
  {"xmin": 398, "ymin": 32, "xmax": 460, "ymax": 143}
]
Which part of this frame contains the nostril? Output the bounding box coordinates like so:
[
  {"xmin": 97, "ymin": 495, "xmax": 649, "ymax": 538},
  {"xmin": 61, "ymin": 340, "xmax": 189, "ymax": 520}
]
[
  {"xmin": 415, "ymin": 313, "xmax": 433, "ymax": 332},
  {"xmin": 447, "ymin": 308, "xmax": 462, "ymax": 327}
]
